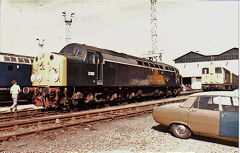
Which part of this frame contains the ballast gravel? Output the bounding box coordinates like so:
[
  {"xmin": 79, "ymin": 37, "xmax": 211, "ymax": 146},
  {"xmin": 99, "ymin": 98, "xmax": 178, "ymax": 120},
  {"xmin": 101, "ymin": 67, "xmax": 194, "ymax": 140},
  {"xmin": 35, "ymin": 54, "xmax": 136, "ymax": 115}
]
[{"xmin": 0, "ymin": 114, "xmax": 238, "ymax": 153}]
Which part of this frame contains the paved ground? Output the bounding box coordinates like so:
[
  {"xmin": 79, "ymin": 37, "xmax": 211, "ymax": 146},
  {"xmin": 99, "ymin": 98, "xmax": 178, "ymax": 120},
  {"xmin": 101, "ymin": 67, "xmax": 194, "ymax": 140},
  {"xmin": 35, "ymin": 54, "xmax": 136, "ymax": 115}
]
[{"xmin": 0, "ymin": 104, "xmax": 43, "ymax": 113}]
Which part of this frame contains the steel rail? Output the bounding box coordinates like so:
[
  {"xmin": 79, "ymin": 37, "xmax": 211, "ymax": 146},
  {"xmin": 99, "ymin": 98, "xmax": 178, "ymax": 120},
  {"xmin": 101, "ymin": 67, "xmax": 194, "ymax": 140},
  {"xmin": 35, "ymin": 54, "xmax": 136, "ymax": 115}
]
[{"xmin": 0, "ymin": 96, "xmax": 186, "ymax": 142}]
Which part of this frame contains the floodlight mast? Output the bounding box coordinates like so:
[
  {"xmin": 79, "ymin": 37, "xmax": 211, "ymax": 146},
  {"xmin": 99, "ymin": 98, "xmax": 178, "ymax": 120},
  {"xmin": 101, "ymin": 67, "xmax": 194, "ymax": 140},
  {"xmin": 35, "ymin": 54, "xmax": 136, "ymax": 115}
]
[
  {"xmin": 36, "ymin": 38, "xmax": 45, "ymax": 53},
  {"xmin": 148, "ymin": 0, "xmax": 162, "ymax": 62},
  {"xmin": 62, "ymin": 11, "xmax": 75, "ymax": 44}
]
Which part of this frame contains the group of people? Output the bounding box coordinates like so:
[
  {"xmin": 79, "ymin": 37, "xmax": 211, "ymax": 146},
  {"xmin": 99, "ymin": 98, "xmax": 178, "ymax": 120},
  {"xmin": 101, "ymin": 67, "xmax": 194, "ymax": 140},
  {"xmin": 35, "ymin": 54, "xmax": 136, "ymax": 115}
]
[{"xmin": 182, "ymin": 84, "xmax": 192, "ymax": 92}]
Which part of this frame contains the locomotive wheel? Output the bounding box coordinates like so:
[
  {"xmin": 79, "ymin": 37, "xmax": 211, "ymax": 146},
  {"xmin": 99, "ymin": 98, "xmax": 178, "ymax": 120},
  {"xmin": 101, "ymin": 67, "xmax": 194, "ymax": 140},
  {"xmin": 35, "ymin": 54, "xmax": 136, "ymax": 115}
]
[{"xmin": 171, "ymin": 124, "xmax": 191, "ymax": 139}]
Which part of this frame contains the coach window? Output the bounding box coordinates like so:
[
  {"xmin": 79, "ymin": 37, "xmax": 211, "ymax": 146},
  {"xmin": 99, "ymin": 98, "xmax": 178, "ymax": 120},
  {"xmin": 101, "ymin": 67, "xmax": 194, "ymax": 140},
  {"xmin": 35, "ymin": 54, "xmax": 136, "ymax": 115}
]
[
  {"xmin": 149, "ymin": 63, "xmax": 154, "ymax": 67},
  {"xmin": 215, "ymin": 67, "xmax": 222, "ymax": 74},
  {"xmin": 202, "ymin": 68, "xmax": 209, "ymax": 74},
  {"xmin": 4, "ymin": 56, "xmax": 10, "ymax": 61},
  {"xmin": 10, "ymin": 57, "xmax": 17, "ymax": 62},
  {"xmin": 143, "ymin": 62, "xmax": 149, "ymax": 67},
  {"xmin": 30, "ymin": 59, "xmax": 33, "ymax": 63},
  {"xmin": 86, "ymin": 52, "xmax": 95, "ymax": 64},
  {"xmin": 24, "ymin": 58, "xmax": 30, "ymax": 63},
  {"xmin": 137, "ymin": 61, "xmax": 143, "ymax": 65},
  {"xmin": 18, "ymin": 57, "xmax": 24, "ymax": 62},
  {"xmin": 159, "ymin": 65, "xmax": 163, "ymax": 69}
]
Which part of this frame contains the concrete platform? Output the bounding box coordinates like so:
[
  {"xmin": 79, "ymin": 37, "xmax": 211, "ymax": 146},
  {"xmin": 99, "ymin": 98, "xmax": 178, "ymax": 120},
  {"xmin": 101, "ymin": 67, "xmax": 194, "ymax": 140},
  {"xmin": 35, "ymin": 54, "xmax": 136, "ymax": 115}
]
[{"xmin": 0, "ymin": 104, "xmax": 44, "ymax": 112}]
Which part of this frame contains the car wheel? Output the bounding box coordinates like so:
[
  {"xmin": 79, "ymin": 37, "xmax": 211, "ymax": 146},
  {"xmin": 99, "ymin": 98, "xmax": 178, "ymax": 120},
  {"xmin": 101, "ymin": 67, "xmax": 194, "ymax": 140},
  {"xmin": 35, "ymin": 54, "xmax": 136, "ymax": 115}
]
[{"xmin": 171, "ymin": 124, "xmax": 191, "ymax": 139}]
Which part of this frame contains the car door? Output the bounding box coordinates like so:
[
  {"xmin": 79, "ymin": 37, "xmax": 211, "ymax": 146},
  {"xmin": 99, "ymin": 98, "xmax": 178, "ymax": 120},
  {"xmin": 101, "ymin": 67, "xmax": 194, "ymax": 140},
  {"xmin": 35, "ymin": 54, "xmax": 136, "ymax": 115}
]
[
  {"xmin": 188, "ymin": 96, "xmax": 220, "ymax": 136},
  {"xmin": 219, "ymin": 96, "xmax": 239, "ymax": 138}
]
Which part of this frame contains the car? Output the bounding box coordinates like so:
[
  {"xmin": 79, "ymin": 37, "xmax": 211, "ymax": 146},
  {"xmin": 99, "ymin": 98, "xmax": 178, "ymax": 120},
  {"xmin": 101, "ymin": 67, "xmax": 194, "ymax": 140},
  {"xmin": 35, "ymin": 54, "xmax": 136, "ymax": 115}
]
[{"xmin": 153, "ymin": 91, "xmax": 239, "ymax": 142}]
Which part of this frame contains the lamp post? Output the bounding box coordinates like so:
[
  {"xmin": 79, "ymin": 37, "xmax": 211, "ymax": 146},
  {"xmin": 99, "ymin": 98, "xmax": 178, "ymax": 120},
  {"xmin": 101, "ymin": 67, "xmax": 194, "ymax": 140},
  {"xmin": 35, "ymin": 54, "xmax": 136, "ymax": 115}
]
[
  {"xmin": 36, "ymin": 38, "xmax": 45, "ymax": 53},
  {"xmin": 62, "ymin": 11, "xmax": 74, "ymax": 44}
]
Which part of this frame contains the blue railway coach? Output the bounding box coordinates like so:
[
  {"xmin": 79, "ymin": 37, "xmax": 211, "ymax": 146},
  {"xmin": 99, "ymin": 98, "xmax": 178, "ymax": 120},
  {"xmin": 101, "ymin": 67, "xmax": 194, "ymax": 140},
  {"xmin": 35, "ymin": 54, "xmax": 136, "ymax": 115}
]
[{"xmin": 0, "ymin": 52, "xmax": 34, "ymax": 101}]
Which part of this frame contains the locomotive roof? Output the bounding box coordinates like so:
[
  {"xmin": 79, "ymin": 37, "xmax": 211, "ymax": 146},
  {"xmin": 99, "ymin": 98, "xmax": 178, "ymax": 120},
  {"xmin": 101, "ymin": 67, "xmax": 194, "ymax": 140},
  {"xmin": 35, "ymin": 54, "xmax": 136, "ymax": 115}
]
[
  {"xmin": 0, "ymin": 52, "xmax": 33, "ymax": 58},
  {"xmin": 59, "ymin": 43, "xmax": 177, "ymax": 70},
  {"xmin": 0, "ymin": 52, "xmax": 34, "ymax": 64}
]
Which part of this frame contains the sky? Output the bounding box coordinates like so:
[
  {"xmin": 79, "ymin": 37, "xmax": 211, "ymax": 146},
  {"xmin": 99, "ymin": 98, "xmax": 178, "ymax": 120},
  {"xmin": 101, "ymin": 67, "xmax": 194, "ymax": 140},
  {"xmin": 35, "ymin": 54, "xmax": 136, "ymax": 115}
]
[{"xmin": 0, "ymin": 0, "xmax": 238, "ymax": 65}]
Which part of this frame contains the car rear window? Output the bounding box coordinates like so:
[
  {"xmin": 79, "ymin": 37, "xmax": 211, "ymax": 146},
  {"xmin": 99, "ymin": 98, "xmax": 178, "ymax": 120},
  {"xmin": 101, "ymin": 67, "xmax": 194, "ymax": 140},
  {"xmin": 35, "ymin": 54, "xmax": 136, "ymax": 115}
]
[{"xmin": 220, "ymin": 97, "xmax": 239, "ymax": 112}]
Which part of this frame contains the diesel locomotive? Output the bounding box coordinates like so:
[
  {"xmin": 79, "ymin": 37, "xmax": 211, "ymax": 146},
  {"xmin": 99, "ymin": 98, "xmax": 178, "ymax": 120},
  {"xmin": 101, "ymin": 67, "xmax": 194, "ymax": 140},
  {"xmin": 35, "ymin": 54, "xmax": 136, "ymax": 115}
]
[
  {"xmin": 0, "ymin": 52, "xmax": 33, "ymax": 101},
  {"xmin": 202, "ymin": 63, "xmax": 238, "ymax": 91},
  {"xmin": 24, "ymin": 43, "xmax": 182, "ymax": 109}
]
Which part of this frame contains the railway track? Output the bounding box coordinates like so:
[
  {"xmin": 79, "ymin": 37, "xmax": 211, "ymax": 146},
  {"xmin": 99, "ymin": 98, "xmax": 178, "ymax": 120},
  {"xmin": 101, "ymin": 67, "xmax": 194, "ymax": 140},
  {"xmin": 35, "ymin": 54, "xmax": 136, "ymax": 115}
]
[
  {"xmin": 0, "ymin": 109, "xmax": 60, "ymax": 122},
  {"xmin": 0, "ymin": 96, "xmax": 187, "ymax": 142},
  {"xmin": 0, "ymin": 90, "xmax": 201, "ymax": 121}
]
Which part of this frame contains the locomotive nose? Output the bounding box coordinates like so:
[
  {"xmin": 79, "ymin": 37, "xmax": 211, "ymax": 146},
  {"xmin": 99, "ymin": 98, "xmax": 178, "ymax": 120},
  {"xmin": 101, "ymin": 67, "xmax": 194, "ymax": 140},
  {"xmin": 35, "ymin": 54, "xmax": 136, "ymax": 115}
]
[{"xmin": 31, "ymin": 53, "xmax": 67, "ymax": 87}]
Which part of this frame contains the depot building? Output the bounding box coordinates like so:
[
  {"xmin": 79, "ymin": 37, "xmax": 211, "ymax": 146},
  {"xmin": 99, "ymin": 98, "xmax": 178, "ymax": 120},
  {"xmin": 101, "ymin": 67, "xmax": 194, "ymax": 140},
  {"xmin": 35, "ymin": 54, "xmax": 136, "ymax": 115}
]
[{"xmin": 173, "ymin": 47, "xmax": 239, "ymax": 89}]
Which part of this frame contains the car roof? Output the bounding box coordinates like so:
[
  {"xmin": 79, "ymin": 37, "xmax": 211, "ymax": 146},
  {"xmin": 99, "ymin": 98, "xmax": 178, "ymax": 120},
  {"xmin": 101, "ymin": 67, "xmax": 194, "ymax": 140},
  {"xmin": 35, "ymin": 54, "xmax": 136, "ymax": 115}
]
[{"xmin": 189, "ymin": 91, "xmax": 239, "ymax": 98}]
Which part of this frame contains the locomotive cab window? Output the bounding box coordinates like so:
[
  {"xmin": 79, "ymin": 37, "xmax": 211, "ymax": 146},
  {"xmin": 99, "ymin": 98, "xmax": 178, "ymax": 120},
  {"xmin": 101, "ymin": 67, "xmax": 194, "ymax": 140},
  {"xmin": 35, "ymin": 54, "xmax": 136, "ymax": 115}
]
[
  {"xmin": 202, "ymin": 68, "xmax": 209, "ymax": 74},
  {"xmin": 74, "ymin": 46, "xmax": 84, "ymax": 57},
  {"xmin": 215, "ymin": 67, "xmax": 222, "ymax": 74},
  {"xmin": 86, "ymin": 52, "xmax": 95, "ymax": 64}
]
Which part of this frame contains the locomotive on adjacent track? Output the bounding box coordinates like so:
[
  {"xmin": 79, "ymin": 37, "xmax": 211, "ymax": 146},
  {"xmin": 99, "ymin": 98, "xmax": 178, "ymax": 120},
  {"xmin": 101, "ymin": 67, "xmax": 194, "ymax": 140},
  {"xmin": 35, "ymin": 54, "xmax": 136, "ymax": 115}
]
[
  {"xmin": 0, "ymin": 52, "xmax": 33, "ymax": 101},
  {"xmin": 24, "ymin": 43, "xmax": 182, "ymax": 109},
  {"xmin": 201, "ymin": 63, "xmax": 238, "ymax": 91}
]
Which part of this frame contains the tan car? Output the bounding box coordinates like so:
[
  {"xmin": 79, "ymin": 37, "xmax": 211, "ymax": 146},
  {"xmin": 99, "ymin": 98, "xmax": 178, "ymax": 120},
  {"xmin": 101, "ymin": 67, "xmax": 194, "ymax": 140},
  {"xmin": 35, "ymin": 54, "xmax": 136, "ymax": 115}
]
[{"xmin": 153, "ymin": 91, "xmax": 239, "ymax": 142}]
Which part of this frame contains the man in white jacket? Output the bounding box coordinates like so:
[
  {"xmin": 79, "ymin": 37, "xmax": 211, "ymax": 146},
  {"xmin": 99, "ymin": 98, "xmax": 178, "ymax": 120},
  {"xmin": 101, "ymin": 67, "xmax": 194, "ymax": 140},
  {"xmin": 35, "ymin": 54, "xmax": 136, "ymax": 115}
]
[{"xmin": 10, "ymin": 80, "xmax": 20, "ymax": 112}]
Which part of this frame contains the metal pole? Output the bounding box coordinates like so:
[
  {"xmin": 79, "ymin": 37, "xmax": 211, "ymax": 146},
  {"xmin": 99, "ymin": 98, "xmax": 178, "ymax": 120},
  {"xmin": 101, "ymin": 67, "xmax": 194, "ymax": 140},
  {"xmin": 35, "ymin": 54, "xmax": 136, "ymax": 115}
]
[{"xmin": 62, "ymin": 11, "xmax": 74, "ymax": 44}]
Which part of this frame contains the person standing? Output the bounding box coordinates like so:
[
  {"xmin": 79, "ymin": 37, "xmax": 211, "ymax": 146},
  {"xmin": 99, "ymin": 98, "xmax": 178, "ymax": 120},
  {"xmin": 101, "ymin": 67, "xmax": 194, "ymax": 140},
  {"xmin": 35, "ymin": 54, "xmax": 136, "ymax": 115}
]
[{"xmin": 10, "ymin": 80, "xmax": 20, "ymax": 112}]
